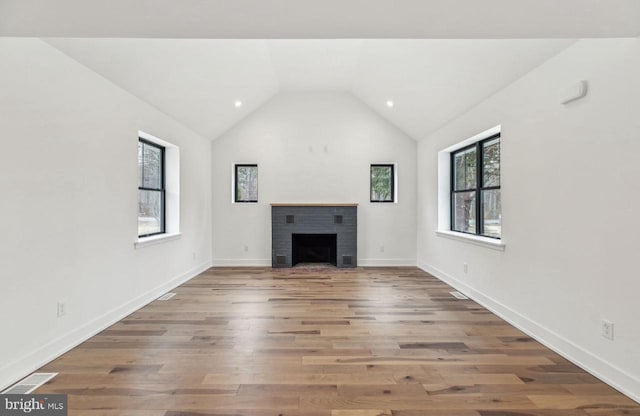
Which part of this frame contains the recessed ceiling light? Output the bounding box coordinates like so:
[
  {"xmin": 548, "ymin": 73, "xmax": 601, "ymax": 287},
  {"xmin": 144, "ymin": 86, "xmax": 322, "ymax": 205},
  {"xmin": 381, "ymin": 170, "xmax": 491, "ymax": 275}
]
[
  {"xmin": 234, "ymin": 100, "xmax": 243, "ymax": 108},
  {"xmin": 386, "ymin": 100, "xmax": 394, "ymax": 108}
]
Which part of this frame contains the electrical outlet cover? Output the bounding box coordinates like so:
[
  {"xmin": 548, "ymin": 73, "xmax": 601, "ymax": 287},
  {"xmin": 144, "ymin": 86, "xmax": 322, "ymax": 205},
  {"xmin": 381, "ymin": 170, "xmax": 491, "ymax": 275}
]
[
  {"xmin": 57, "ymin": 302, "xmax": 65, "ymax": 317},
  {"xmin": 602, "ymin": 319, "xmax": 614, "ymax": 340}
]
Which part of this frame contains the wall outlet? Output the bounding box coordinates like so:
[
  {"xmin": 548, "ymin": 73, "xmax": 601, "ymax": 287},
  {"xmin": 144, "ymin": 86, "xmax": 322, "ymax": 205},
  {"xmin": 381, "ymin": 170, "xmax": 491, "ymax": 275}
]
[
  {"xmin": 57, "ymin": 301, "xmax": 66, "ymax": 317},
  {"xmin": 463, "ymin": 262, "xmax": 468, "ymax": 273},
  {"xmin": 244, "ymin": 245, "xmax": 249, "ymax": 252},
  {"xmin": 379, "ymin": 245, "xmax": 385, "ymax": 253},
  {"xmin": 601, "ymin": 319, "xmax": 614, "ymax": 340},
  {"xmin": 192, "ymin": 252, "xmax": 196, "ymax": 260}
]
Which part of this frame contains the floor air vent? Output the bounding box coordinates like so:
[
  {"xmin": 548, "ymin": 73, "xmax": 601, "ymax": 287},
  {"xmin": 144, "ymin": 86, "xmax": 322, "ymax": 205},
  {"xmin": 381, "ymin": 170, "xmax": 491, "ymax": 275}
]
[
  {"xmin": 157, "ymin": 292, "xmax": 176, "ymax": 301},
  {"xmin": 1, "ymin": 373, "xmax": 57, "ymax": 394},
  {"xmin": 450, "ymin": 291, "xmax": 469, "ymax": 300}
]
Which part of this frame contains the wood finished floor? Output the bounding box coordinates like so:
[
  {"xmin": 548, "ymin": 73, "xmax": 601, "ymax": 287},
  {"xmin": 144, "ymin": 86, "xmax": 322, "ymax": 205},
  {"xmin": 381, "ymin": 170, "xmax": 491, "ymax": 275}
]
[{"xmin": 37, "ymin": 267, "xmax": 639, "ymax": 416}]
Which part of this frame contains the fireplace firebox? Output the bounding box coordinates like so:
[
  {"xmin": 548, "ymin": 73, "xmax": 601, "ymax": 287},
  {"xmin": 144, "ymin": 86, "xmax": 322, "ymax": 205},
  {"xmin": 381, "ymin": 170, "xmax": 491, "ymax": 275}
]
[{"xmin": 292, "ymin": 234, "xmax": 337, "ymax": 266}]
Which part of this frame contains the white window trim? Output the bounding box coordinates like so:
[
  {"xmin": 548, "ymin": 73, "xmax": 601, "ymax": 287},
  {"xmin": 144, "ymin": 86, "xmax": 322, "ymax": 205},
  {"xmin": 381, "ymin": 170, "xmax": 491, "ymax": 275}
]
[
  {"xmin": 436, "ymin": 125, "xmax": 504, "ymax": 250},
  {"xmin": 436, "ymin": 230, "xmax": 505, "ymax": 251},
  {"xmin": 369, "ymin": 162, "xmax": 399, "ymax": 204},
  {"xmin": 135, "ymin": 232, "xmax": 182, "ymax": 249},
  {"xmin": 136, "ymin": 131, "xmax": 180, "ymax": 248}
]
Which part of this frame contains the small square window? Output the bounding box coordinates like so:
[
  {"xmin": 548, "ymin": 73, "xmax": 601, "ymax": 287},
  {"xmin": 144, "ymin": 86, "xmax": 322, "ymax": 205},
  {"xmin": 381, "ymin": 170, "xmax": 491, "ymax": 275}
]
[
  {"xmin": 370, "ymin": 164, "xmax": 395, "ymax": 202},
  {"xmin": 234, "ymin": 164, "xmax": 258, "ymax": 203}
]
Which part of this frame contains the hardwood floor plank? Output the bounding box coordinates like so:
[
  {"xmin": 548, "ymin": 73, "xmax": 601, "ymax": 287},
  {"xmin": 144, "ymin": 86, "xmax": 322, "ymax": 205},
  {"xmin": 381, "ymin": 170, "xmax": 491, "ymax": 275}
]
[
  {"xmin": 68, "ymin": 394, "xmax": 299, "ymax": 410},
  {"xmin": 478, "ymin": 411, "xmax": 589, "ymax": 416},
  {"xmin": 336, "ymin": 384, "xmax": 428, "ymax": 398},
  {"xmin": 202, "ymin": 373, "xmax": 398, "ymax": 385},
  {"xmin": 32, "ymin": 267, "xmax": 639, "ymax": 414},
  {"xmin": 164, "ymin": 411, "xmax": 330, "ymax": 416},
  {"xmin": 300, "ymin": 395, "xmax": 537, "ymax": 410},
  {"xmin": 584, "ymin": 409, "xmax": 640, "ymax": 416},
  {"xmin": 527, "ymin": 394, "xmax": 639, "ymax": 409},
  {"xmin": 439, "ymin": 374, "xmax": 526, "ymax": 385},
  {"xmin": 331, "ymin": 410, "xmax": 391, "ymax": 416},
  {"xmin": 238, "ymin": 384, "xmax": 339, "ymax": 397}
]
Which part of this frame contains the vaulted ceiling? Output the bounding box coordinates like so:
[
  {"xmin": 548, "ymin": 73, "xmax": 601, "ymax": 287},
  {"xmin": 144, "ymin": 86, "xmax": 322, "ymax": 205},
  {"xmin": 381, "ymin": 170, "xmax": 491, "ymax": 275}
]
[
  {"xmin": 45, "ymin": 38, "xmax": 575, "ymax": 140},
  {"xmin": 6, "ymin": 0, "xmax": 639, "ymax": 141}
]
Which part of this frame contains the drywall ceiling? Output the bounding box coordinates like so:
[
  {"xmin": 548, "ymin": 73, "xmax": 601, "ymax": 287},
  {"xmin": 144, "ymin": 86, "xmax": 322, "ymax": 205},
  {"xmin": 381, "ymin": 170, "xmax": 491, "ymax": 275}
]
[
  {"xmin": 2, "ymin": 0, "xmax": 640, "ymax": 38},
  {"xmin": 352, "ymin": 39, "xmax": 576, "ymax": 139},
  {"xmin": 46, "ymin": 38, "xmax": 574, "ymax": 140},
  {"xmin": 267, "ymin": 40, "xmax": 363, "ymax": 91},
  {"xmin": 46, "ymin": 39, "xmax": 279, "ymax": 139},
  {"xmin": 9, "ymin": 1, "xmax": 638, "ymax": 140}
]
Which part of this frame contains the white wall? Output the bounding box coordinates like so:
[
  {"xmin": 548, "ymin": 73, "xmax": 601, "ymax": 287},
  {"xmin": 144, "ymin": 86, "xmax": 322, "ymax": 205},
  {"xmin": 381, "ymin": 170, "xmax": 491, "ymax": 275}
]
[
  {"xmin": 211, "ymin": 92, "xmax": 416, "ymax": 266},
  {"xmin": 417, "ymin": 38, "xmax": 640, "ymax": 401},
  {"xmin": 0, "ymin": 38, "xmax": 212, "ymax": 389}
]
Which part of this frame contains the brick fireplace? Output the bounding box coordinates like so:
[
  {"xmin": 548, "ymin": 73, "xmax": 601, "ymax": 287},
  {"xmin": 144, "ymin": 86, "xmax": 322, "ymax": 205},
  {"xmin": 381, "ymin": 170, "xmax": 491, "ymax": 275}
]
[{"xmin": 271, "ymin": 204, "xmax": 357, "ymax": 268}]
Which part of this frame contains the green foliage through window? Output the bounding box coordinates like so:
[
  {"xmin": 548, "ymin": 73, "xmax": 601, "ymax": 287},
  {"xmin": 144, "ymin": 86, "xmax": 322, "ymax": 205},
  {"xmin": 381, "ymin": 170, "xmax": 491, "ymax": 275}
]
[{"xmin": 371, "ymin": 164, "xmax": 394, "ymax": 202}]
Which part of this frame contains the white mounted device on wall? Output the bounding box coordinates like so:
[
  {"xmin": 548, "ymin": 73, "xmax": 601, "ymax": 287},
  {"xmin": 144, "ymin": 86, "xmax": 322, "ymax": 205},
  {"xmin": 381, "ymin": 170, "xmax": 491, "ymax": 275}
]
[{"xmin": 560, "ymin": 80, "xmax": 588, "ymax": 105}]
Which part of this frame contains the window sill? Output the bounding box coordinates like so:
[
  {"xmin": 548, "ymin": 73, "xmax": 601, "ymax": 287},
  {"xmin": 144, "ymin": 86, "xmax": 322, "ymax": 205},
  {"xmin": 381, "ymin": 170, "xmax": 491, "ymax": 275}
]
[
  {"xmin": 436, "ymin": 230, "xmax": 505, "ymax": 251},
  {"xmin": 134, "ymin": 232, "xmax": 182, "ymax": 249}
]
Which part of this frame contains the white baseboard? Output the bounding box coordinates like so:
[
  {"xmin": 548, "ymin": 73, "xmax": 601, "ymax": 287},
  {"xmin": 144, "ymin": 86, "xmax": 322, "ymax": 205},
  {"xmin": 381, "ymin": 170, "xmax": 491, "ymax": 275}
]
[
  {"xmin": 211, "ymin": 258, "xmax": 271, "ymax": 267},
  {"xmin": 211, "ymin": 258, "xmax": 417, "ymax": 267},
  {"xmin": 358, "ymin": 258, "xmax": 417, "ymax": 267},
  {"xmin": 417, "ymin": 260, "xmax": 640, "ymax": 404},
  {"xmin": 0, "ymin": 260, "xmax": 213, "ymax": 392}
]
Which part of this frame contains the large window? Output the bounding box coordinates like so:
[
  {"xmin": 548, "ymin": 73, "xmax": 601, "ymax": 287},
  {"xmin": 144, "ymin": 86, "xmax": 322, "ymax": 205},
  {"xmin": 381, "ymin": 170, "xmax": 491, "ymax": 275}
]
[
  {"xmin": 235, "ymin": 164, "xmax": 258, "ymax": 203},
  {"xmin": 370, "ymin": 164, "xmax": 395, "ymax": 202},
  {"xmin": 451, "ymin": 134, "xmax": 501, "ymax": 238},
  {"xmin": 138, "ymin": 139, "xmax": 165, "ymax": 237}
]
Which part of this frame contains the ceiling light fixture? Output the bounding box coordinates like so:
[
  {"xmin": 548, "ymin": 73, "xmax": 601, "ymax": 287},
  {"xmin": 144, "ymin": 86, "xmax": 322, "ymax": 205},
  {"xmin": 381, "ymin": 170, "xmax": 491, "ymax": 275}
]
[
  {"xmin": 386, "ymin": 100, "xmax": 394, "ymax": 108},
  {"xmin": 234, "ymin": 100, "xmax": 243, "ymax": 108}
]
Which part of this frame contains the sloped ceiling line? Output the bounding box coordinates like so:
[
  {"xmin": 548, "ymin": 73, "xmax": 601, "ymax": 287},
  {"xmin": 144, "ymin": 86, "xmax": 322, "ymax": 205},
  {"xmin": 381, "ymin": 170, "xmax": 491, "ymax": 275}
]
[{"xmin": 44, "ymin": 38, "xmax": 576, "ymax": 141}]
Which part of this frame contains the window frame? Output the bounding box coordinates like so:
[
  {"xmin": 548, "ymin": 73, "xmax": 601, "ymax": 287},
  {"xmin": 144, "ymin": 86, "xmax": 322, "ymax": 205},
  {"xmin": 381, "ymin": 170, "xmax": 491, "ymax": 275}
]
[
  {"xmin": 138, "ymin": 138, "xmax": 166, "ymax": 238},
  {"xmin": 234, "ymin": 163, "xmax": 258, "ymax": 203},
  {"xmin": 370, "ymin": 164, "xmax": 395, "ymax": 203},
  {"xmin": 450, "ymin": 133, "xmax": 500, "ymax": 239}
]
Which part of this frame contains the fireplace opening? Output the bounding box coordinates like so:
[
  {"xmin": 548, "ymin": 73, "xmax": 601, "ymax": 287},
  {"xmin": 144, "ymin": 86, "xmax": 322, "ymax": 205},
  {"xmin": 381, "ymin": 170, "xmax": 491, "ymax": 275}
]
[{"xmin": 292, "ymin": 234, "xmax": 337, "ymax": 266}]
